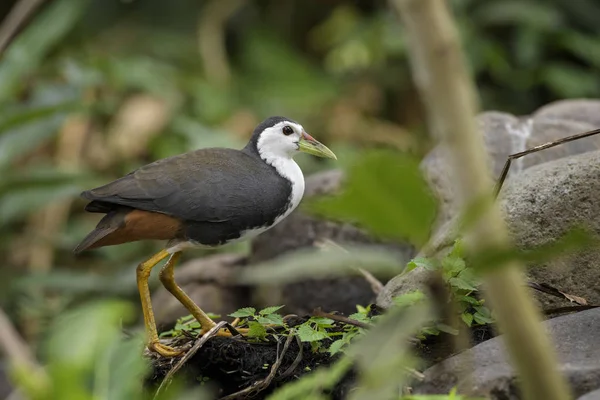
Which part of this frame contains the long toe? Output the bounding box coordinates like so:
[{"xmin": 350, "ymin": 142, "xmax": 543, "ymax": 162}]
[{"xmin": 149, "ymin": 341, "xmax": 184, "ymax": 357}]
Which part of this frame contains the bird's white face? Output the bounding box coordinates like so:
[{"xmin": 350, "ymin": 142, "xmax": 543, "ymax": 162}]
[
  {"xmin": 256, "ymin": 120, "xmax": 337, "ymax": 161},
  {"xmin": 256, "ymin": 121, "xmax": 306, "ymax": 159}
]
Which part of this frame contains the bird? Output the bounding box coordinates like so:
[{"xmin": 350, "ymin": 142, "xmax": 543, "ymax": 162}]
[{"xmin": 73, "ymin": 116, "xmax": 337, "ymax": 357}]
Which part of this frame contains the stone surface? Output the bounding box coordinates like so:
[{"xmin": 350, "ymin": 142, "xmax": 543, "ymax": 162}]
[
  {"xmin": 379, "ymin": 149, "xmax": 600, "ymax": 309},
  {"xmin": 579, "ymin": 388, "xmax": 600, "ymax": 400},
  {"xmin": 380, "ymin": 98, "xmax": 600, "ymax": 310},
  {"xmin": 413, "ymin": 308, "xmax": 600, "ymax": 399},
  {"xmin": 421, "ymin": 99, "xmax": 600, "ymax": 227},
  {"xmin": 0, "ymin": 362, "xmax": 11, "ymax": 400}
]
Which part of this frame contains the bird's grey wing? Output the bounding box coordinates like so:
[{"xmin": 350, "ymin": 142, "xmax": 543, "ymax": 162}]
[{"xmin": 82, "ymin": 149, "xmax": 286, "ymax": 222}]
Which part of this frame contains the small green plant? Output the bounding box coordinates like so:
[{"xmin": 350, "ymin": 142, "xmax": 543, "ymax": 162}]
[
  {"xmin": 159, "ymin": 312, "xmax": 221, "ymax": 338},
  {"xmin": 403, "ymin": 239, "xmax": 495, "ymax": 329}
]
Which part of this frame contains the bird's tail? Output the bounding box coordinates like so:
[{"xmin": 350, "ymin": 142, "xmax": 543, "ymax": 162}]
[{"xmin": 73, "ymin": 211, "xmax": 124, "ymax": 255}]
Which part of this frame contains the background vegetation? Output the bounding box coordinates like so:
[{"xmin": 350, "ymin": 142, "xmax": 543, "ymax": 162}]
[{"xmin": 1, "ymin": 0, "xmax": 599, "ymax": 398}]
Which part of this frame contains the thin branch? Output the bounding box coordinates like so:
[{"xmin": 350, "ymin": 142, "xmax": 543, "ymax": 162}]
[
  {"xmin": 276, "ymin": 335, "xmax": 303, "ymax": 381},
  {"xmin": 0, "ymin": 306, "xmax": 40, "ymax": 371},
  {"xmin": 494, "ymin": 128, "xmax": 600, "ymax": 197},
  {"xmin": 154, "ymin": 321, "xmax": 228, "ymax": 398},
  {"xmin": 0, "ymin": 0, "xmax": 46, "ymax": 55},
  {"xmin": 389, "ymin": 1, "xmax": 572, "ymax": 399},
  {"xmin": 312, "ymin": 308, "xmax": 370, "ymax": 330},
  {"xmin": 526, "ymin": 282, "xmax": 589, "ymax": 306}
]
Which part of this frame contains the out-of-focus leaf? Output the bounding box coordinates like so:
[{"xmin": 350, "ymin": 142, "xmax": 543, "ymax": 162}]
[
  {"xmin": 347, "ymin": 300, "xmax": 430, "ymax": 400},
  {"xmin": 541, "ymin": 63, "xmax": 600, "ymax": 98},
  {"xmin": 44, "ymin": 300, "xmax": 133, "ymax": 367},
  {"xmin": 235, "ymin": 245, "xmax": 402, "ymax": 285},
  {"xmin": 0, "ymin": 167, "xmax": 96, "ymax": 194},
  {"xmin": 16, "ymin": 269, "xmax": 138, "ymax": 297},
  {"xmin": 310, "ymin": 151, "xmax": 438, "ymax": 247},
  {"xmin": 473, "ymin": 1, "xmax": 563, "ymax": 30},
  {"xmin": 0, "ymin": 102, "xmax": 79, "ymax": 134},
  {"xmin": 0, "ymin": 0, "xmax": 90, "ymax": 103},
  {"xmin": 171, "ymin": 116, "xmax": 244, "ymax": 151},
  {"xmin": 0, "ymin": 103, "xmax": 79, "ymax": 169},
  {"xmin": 560, "ymin": 32, "xmax": 600, "ymax": 67},
  {"xmin": 239, "ymin": 30, "xmax": 338, "ymax": 118},
  {"xmin": 0, "ymin": 185, "xmax": 82, "ymax": 224}
]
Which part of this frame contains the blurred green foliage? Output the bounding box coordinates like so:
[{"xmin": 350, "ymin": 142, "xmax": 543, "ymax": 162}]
[{"xmin": 1, "ymin": 0, "xmax": 599, "ymax": 397}]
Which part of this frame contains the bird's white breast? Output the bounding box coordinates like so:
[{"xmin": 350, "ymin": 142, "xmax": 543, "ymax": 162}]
[
  {"xmin": 236, "ymin": 156, "xmax": 304, "ymax": 242},
  {"xmin": 268, "ymin": 156, "xmax": 305, "ymax": 225}
]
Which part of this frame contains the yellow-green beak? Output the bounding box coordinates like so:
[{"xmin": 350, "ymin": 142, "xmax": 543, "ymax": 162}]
[{"xmin": 298, "ymin": 132, "xmax": 337, "ymax": 160}]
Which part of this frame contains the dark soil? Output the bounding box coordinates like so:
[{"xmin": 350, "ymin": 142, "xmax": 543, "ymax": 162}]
[{"xmin": 146, "ymin": 307, "xmax": 496, "ymax": 400}]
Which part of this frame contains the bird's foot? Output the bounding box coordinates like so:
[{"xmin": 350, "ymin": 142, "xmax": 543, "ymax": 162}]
[{"xmin": 148, "ymin": 341, "xmax": 184, "ymax": 357}]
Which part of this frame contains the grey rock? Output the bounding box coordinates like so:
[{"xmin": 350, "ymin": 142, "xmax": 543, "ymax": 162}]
[
  {"xmin": 379, "ymin": 149, "xmax": 600, "ymax": 309},
  {"xmin": 579, "ymin": 388, "xmax": 600, "ymax": 400},
  {"xmin": 533, "ymin": 98, "xmax": 600, "ymax": 127},
  {"xmin": 413, "ymin": 308, "xmax": 600, "ymax": 399},
  {"xmin": 0, "ymin": 362, "xmax": 11, "ymax": 400},
  {"xmin": 499, "ymin": 149, "xmax": 600, "ymax": 309},
  {"xmin": 422, "ymin": 101, "xmax": 600, "ymax": 227},
  {"xmin": 382, "ymin": 99, "xmax": 600, "ymax": 310}
]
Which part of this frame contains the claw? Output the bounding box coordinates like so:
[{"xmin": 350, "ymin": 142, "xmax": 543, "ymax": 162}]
[{"xmin": 148, "ymin": 341, "xmax": 184, "ymax": 357}]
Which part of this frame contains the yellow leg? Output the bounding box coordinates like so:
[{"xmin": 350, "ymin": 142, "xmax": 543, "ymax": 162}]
[
  {"xmin": 136, "ymin": 249, "xmax": 182, "ymax": 357},
  {"xmin": 158, "ymin": 252, "xmax": 249, "ymax": 336}
]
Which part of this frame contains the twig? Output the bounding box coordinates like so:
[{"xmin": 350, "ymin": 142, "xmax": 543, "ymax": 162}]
[
  {"xmin": 389, "ymin": 1, "xmax": 572, "ymax": 399},
  {"xmin": 543, "ymin": 305, "xmax": 599, "ymax": 315},
  {"xmin": 312, "ymin": 308, "xmax": 370, "ymax": 330},
  {"xmin": 0, "ymin": 306, "xmax": 40, "ymax": 371},
  {"xmin": 0, "ymin": 0, "xmax": 46, "ymax": 55},
  {"xmin": 276, "ymin": 335, "xmax": 303, "ymax": 381},
  {"xmin": 526, "ymin": 282, "xmax": 588, "ymax": 305},
  {"xmin": 218, "ymin": 332, "xmax": 295, "ymax": 400},
  {"xmin": 494, "ymin": 128, "xmax": 600, "ymax": 197},
  {"xmin": 154, "ymin": 321, "xmax": 228, "ymax": 398}
]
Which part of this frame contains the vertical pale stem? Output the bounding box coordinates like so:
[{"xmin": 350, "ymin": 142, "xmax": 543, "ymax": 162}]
[{"xmin": 389, "ymin": 1, "xmax": 572, "ymax": 399}]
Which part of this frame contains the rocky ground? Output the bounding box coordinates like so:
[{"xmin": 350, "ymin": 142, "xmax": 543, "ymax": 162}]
[{"xmin": 145, "ymin": 99, "xmax": 600, "ymax": 399}]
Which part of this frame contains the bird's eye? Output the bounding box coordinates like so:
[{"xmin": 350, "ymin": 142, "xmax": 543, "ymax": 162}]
[{"xmin": 282, "ymin": 126, "xmax": 294, "ymax": 136}]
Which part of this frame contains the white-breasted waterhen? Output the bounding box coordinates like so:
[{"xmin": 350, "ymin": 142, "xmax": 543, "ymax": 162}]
[{"xmin": 73, "ymin": 116, "xmax": 337, "ymax": 357}]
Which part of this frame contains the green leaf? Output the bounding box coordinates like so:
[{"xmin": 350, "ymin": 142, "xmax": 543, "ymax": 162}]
[
  {"xmin": 348, "ymin": 312, "xmax": 370, "ymax": 324},
  {"xmin": 247, "ymin": 321, "xmax": 267, "ymax": 339},
  {"xmin": 392, "ymin": 290, "xmax": 426, "ymax": 308},
  {"xmin": 328, "ymin": 339, "xmax": 346, "ymax": 355},
  {"xmin": 256, "ymin": 314, "xmax": 284, "ymax": 326},
  {"xmin": 405, "ymin": 257, "xmax": 439, "ymax": 273},
  {"xmin": 457, "ymin": 295, "xmax": 482, "ymax": 305},
  {"xmin": 310, "ymin": 317, "xmax": 335, "ymax": 327},
  {"xmin": 442, "ymin": 256, "xmax": 466, "ymax": 278},
  {"xmin": 309, "ymin": 150, "xmax": 438, "ymax": 247},
  {"xmin": 473, "ymin": 306, "xmax": 495, "ymax": 325},
  {"xmin": 461, "ymin": 313, "xmax": 474, "ymax": 327},
  {"xmin": 228, "ymin": 307, "xmax": 256, "ymax": 318},
  {"xmin": 258, "ymin": 305, "xmax": 285, "ymax": 315},
  {"xmin": 448, "ymin": 277, "xmax": 478, "ymax": 292},
  {"xmin": 297, "ymin": 324, "xmax": 329, "ymax": 342}
]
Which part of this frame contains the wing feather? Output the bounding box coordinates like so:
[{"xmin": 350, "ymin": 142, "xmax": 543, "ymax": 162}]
[{"xmin": 82, "ymin": 148, "xmax": 291, "ymax": 223}]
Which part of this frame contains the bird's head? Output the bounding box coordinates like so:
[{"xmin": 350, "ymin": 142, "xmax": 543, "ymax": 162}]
[{"xmin": 247, "ymin": 116, "xmax": 337, "ymax": 161}]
